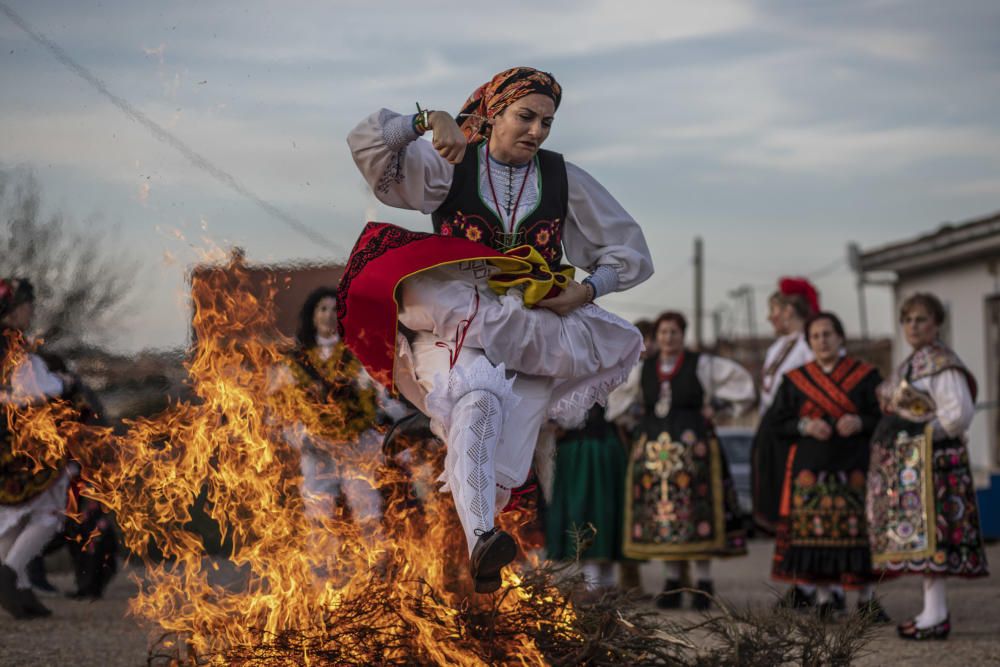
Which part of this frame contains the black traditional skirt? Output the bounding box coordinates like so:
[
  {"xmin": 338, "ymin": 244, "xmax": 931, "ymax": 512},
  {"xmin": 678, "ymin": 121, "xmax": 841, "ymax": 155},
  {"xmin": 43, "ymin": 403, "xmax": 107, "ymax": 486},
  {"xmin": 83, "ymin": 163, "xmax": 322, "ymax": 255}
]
[
  {"xmin": 623, "ymin": 410, "xmax": 746, "ymax": 561},
  {"xmin": 771, "ymin": 432, "xmax": 874, "ymax": 588}
]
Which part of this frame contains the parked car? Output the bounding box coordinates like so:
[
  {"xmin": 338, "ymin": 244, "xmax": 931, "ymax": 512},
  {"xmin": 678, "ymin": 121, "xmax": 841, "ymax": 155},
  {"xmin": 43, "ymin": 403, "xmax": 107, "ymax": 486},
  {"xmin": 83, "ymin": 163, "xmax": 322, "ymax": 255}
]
[{"xmin": 716, "ymin": 426, "xmax": 755, "ymax": 537}]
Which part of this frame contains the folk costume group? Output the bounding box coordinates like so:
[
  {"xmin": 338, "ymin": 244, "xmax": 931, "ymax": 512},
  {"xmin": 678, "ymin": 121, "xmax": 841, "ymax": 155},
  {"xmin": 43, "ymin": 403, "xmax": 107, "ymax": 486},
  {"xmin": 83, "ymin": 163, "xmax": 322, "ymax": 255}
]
[
  {"xmin": 750, "ymin": 287, "xmax": 989, "ymax": 638},
  {"xmin": 331, "ymin": 65, "xmax": 989, "ymax": 637}
]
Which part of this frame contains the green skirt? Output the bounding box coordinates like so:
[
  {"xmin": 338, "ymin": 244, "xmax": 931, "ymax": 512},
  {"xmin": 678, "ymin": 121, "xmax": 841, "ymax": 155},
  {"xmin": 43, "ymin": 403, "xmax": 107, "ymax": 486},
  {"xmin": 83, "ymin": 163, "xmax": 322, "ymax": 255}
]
[{"xmin": 546, "ymin": 426, "xmax": 627, "ymax": 561}]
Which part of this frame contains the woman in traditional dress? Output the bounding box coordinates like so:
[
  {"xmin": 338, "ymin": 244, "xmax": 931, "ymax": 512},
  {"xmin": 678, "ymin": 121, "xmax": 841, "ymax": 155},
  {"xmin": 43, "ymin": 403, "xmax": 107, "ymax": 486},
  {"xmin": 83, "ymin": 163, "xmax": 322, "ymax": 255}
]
[
  {"xmin": 278, "ymin": 288, "xmax": 383, "ymax": 537},
  {"xmin": 341, "ymin": 67, "xmax": 652, "ymax": 592},
  {"xmin": 867, "ymin": 293, "xmax": 988, "ymax": 640},
  {"xmin": 752, "ymin": 277, "xmax": 817, "ymax": 530},
  {"xmin": 608, "ymin": 311, "xmax": 754, "ymax": 609},
  {"xmin": 0, "ymin": 278, "xmax": 70, "ymax": 619},
  {"xmin": 768, "ymin": 312, "xmax": 888, "ymax": 620},
  {"xmin": 546, "ymin": 404, "xmax": 627, "ymax": 590},
  {"xmin": 751, "ymin": 277, "xmax": 821, "ymax": 609}
]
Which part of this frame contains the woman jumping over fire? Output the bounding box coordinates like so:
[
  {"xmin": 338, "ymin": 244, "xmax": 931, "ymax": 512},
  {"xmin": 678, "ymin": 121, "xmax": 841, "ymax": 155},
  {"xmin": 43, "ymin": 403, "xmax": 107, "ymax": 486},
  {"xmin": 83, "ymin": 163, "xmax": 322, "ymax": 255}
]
[{"xmin": 339, "ymin": 67, "xmax": 653, "ymax": 592}]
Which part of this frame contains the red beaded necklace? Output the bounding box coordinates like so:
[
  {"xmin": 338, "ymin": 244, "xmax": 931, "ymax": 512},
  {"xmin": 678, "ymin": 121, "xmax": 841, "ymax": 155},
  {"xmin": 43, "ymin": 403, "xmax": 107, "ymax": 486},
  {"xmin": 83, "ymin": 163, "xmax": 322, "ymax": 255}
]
[{"xmin": 657, "ymin": 350, "xmax": 685, "ymax": 383}]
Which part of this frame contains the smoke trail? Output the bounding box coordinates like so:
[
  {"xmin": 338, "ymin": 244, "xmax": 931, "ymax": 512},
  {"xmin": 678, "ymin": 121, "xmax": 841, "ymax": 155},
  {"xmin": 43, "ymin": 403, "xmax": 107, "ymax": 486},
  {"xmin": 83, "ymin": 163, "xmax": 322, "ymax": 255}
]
[{"xmin": 1, "ymin": 2, "xmax": 343, "ymax": 254}]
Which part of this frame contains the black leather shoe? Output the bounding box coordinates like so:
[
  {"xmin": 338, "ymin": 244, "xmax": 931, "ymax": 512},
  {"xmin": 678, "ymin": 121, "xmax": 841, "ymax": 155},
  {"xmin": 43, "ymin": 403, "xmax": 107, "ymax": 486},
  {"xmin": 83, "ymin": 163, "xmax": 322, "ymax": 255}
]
[
  {"xmin": 692, "ymin": 579, "xmax": 714, "ymax": 611},
  {"xmin": 0, "ymin": 565, "xmax": 29, "ymax": 619},
  {"xmin": 655, "ymin": 578, "xmax": 682, "ymax": 609},
  {"xmin": 898, "ymin": 615, "xmax": 950, "ymax": 640},
  {"xmin": 816, "ymin": 600, "xmax": 837, "ymax": 621},
  {"xmin": 469, "ymin": 528, "xmax": 517, "ymax": 594},
  {"xmin": 776, "ymin": 585, "xmax": 815, "ymax": 610},
  {"xmin": 382, "ymin": 412, "xmax": 434, "ymax": 456},
  {"xmin": 831, "ymin": 588, "xmax": 846, "ymax": 612},
  {"xmin": 16, "ymin": 586, "xmax": 52, "ymax": 618},
  {"xmin": 857, "ymin": 599, "xmax": 891, "ymax": 624}
]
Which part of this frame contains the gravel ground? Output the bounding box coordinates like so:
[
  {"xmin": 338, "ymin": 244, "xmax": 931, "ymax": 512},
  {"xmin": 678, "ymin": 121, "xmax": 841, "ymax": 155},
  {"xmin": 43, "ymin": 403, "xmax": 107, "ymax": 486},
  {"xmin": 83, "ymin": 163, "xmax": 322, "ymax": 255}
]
[
  {"xmin": 637, "ymin": 538, "xmax": 1000, "ymax": 666},
  {"xmin": 1, "ymin": 540, "xmax": 997, "ymax": 666}
]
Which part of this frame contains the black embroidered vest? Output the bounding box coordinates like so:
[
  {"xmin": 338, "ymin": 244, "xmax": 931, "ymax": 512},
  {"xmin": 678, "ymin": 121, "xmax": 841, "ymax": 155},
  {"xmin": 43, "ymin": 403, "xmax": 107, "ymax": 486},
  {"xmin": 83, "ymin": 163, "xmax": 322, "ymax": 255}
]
[
  {"xmin": 431, "ymin": 141, "xmax": 569, "ymax": 268},
  {"xmin": 641, "ymin": 351, "xmax": 704, "ymax": 416}
]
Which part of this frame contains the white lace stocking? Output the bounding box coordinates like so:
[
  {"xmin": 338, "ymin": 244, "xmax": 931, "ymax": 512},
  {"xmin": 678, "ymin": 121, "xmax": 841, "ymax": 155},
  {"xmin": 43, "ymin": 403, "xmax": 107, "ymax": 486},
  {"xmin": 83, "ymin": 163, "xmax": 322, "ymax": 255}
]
[{"xmin": 448, "ymin": 389, "xmax": 503, "ymax": 555}]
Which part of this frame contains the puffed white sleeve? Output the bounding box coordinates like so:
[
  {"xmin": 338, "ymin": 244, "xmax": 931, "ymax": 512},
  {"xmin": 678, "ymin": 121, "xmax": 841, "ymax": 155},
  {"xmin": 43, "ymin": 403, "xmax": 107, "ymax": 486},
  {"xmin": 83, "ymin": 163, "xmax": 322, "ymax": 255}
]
[
  {"xmin": 697, "ymin": 354, "xmax": 756, "ymax": 417},
  {"xmin": 563, "ymin": 161, "xmax": 654, "ymax": 292},
  {"xmin": 346, "ymin": 109, "xmax": 454, "ymax": 214},
  {"xmin": 605, "ymin": 362, "xmax": 643, "ymax": 422},
  {"xmin": 926, "ymin": 369, "xmax": 976, "ymax": 439},
  {"xmin": 6, "ymin": 353, "xmax": 64, "ymax": 404}
]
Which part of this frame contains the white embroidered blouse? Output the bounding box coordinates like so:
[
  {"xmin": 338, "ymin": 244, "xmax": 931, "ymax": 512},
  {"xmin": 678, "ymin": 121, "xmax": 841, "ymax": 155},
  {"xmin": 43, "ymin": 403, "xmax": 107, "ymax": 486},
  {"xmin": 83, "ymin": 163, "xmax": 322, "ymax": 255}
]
[{"xmin": 347, "ymin": 109, "xmax": 653, "ymax": 295}]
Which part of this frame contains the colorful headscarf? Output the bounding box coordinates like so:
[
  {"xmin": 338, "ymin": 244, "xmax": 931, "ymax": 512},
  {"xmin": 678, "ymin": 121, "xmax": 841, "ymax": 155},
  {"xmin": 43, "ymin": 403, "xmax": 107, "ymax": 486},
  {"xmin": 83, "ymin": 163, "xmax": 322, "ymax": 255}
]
[{"xmin": 457, "ymin": 66, "xmax": 562, "ymax": 143}]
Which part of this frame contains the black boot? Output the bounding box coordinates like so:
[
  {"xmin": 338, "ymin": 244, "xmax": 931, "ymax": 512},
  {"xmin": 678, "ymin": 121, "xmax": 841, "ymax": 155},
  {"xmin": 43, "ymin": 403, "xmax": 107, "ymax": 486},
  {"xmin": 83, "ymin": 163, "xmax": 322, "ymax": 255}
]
[
  {"xmin": 26, "ymin": 555, "xmax": 58, "ymax": 596},
  {"xmin": 692, "ymin": 579, "xmax": 714, "ymax": 611},
  {"xmin": 655, "ymin": 578, "xmax": 682, "ymax": 609},
  {"xmin": 469, "ymin": 527, "xmax": 517, "ymax": 594},
  {"xmin": 16, "ymin": 585, "xmax": 51, "ymax": 617},
  {"xmin": 0, "ymin": 565, "xmax": 29, "ymax": 619}
]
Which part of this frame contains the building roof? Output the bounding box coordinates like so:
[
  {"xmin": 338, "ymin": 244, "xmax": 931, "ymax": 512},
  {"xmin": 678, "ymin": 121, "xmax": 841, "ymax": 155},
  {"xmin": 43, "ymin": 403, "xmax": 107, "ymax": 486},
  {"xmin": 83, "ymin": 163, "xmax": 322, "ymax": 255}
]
[
  {"xmin": 859, "ymin": 210, "xmax": 1000, "ymax": 276},
  {"xmin": 189, "ymin": 249, "xmax": 345, "ymax": 342}
]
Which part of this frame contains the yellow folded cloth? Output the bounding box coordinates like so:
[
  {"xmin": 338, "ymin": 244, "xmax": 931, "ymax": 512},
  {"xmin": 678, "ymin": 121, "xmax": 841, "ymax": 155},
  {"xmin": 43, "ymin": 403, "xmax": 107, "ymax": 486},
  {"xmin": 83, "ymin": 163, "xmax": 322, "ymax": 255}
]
[{"xmin": 486, "ymin": 245, "xmax": 575, "ymax": 307}]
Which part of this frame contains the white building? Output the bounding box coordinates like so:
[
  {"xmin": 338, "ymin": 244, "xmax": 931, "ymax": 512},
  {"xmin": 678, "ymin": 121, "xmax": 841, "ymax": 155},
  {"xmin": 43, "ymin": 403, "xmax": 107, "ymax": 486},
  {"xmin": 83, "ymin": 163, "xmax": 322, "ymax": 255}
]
[{"xmin": 857, "ymin": 211, "xmax": 1000, "ymax": 482}]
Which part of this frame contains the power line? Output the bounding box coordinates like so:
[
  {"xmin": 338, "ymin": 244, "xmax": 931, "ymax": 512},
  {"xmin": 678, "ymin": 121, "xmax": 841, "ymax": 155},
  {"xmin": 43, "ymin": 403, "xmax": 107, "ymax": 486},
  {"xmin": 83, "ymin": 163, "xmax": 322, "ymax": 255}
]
[
  {"xmin": 807, "ymin": 256, "xmax": 847, "ymax": 280},
  {"xmin": 0, "ymin": 2, "xmax": 343, "ymax": 255}
]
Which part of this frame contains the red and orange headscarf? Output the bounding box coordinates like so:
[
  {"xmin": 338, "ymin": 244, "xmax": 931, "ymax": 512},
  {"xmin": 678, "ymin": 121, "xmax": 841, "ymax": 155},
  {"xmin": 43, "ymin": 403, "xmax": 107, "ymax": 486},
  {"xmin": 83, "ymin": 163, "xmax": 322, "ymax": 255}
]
[{"xmin": 457, "ymin": 66, "xmax": 562, "ymax": 143}]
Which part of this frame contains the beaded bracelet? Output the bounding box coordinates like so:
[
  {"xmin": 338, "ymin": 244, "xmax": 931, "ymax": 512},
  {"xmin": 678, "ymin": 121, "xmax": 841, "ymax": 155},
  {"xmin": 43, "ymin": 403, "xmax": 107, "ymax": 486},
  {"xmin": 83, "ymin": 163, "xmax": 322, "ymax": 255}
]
[{"xmin": 413, "ymin": 102, "xmax": 431, "ymax": 134}]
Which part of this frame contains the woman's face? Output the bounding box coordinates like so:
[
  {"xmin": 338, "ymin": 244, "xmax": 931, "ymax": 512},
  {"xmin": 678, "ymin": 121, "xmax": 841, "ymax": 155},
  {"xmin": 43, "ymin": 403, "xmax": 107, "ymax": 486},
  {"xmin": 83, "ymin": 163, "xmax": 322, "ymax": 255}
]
[
  {"xmin": 488, "ymin": 94, "xmax": 555, "ymax": 165},
  {"xmin": 901, "ymin": 304, "xmax": 939, "ymax": 350},
  {"xmin": 655, "ymin": 320, "xmax": 685, "ymax": 357},
  {"xmin": 312, "ymin": 296, "xmax": 338, "ymax": 339},
  {"xmin": 807, "ymin": 317, "xmax": 843, "ymax": 365},
  {"xmin": 767, "ymin": 298, "xmax": 786, "ymax": 336}
]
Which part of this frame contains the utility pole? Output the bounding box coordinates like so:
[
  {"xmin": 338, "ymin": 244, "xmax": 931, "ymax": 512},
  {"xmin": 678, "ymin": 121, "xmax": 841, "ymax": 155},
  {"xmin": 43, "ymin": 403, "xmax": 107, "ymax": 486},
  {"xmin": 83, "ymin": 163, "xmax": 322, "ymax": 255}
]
[
  {"xmin": 741, "ymin": 285, "xmax": 757, "ymax": 340},
  {"xmin": 847, "ymin": 243, "xmax": 869, "ymax": 341},
  {"xmin": 857, "ymin": 279, "xmax": 869, "ymax": 341},
  {"xmin": 694, "ymin": 237, "xmax": 704, "ymax": 349}
]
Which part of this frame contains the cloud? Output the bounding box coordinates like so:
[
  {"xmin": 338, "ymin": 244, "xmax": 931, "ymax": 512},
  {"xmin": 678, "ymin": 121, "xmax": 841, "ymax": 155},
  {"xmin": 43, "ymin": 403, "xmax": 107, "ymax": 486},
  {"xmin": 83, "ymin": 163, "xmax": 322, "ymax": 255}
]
[{"xmin": 723, "ymin": 124, "xmax": 1000, "ymax": 172}]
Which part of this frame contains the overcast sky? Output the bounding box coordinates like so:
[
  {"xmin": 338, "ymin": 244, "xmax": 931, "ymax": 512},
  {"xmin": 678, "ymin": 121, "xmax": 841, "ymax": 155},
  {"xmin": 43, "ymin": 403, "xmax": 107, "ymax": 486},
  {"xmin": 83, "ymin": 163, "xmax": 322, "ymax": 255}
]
[{"xmin": 2, "ymin": 0, "xmax": 999, "ymax": 352}]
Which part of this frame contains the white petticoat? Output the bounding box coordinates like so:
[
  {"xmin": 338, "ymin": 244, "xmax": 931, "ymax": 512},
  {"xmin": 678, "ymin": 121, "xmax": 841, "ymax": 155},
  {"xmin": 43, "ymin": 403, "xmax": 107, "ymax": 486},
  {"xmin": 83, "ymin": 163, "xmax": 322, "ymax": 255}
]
[
  {"xmin": 0, "ymin": 470, "xmax": 70, "ymax": 540},
  {"xmin": 394, "ymin": 261, "xmax": 641, "ymax": 488}
]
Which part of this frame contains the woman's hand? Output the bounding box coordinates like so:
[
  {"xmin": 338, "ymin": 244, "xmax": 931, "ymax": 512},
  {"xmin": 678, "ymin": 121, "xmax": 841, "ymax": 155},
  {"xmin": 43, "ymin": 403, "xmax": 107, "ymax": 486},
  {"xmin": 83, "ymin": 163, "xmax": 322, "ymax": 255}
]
[
  {"xmin": 428, "ymin": 111, "xmax": 467, "ymax": 164},
  {"xmin": 803, "ymin": 418, "xmax": 832, "ymax": 441},
  {"xmin": 835, "ymin": 414, "xmax": 862, "ymax": 437},
  {"xmin": 537, "ymin": 280, "xmax": 591, "ymax": 316}
]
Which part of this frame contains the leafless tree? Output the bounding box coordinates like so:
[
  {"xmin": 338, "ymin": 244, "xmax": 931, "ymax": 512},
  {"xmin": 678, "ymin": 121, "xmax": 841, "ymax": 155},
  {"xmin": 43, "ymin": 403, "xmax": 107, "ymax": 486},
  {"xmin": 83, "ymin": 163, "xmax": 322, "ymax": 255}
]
[{"xmin": 0, "ymin": 167, "xmax": 138, "ymax": 349}]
